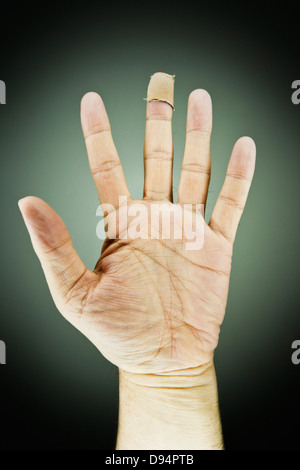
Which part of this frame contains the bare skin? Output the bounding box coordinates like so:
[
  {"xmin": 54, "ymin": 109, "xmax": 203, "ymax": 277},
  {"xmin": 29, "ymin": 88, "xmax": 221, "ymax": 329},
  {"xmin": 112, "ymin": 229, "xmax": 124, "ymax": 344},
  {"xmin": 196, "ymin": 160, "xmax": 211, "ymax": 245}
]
[{"xmin": 19, "ymin": 81, "xmax": 256, "ymax": 449}]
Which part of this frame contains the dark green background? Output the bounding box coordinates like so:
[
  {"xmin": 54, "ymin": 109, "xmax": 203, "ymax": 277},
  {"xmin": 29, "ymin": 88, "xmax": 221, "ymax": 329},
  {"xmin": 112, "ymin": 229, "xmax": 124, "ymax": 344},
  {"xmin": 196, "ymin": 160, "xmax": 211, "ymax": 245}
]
[{"xmin": 0, "ymin": 2, "xmax": 299, "ymax": 449}]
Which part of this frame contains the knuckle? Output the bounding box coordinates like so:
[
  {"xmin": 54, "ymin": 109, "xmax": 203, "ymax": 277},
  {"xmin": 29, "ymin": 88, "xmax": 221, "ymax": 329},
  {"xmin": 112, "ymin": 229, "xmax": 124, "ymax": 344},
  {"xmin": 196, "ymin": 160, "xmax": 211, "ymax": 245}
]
[
  {"xmin": 91, "ymin": 160, "xmax": 121, "ymax": 176},
  {"xmin": 181, "ymin": 162, "xmax": 210, "ymax": 176},
  {"xmin": 218, "ymin": 194, "xmax": 245, "ymax": 210}
]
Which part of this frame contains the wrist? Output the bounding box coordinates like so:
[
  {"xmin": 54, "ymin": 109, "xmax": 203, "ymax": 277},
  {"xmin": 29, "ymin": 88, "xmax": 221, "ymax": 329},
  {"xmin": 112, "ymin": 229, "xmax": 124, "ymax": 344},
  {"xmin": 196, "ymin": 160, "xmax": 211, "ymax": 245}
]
[
  {"xmin": 119, "ymin": 360, "xmax": 216, "ymax": 389},
  {"xmin": 116, "ymin": 361, "xmax": 224, "ymax": 450}
]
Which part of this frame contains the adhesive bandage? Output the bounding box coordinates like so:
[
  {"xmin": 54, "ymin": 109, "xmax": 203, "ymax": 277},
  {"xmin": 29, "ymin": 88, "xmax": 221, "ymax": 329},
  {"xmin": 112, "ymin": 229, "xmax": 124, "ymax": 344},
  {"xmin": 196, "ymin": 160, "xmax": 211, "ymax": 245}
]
[{"xmin": 146, "ymin": 72, "xmax": 175, "ymax": 108}]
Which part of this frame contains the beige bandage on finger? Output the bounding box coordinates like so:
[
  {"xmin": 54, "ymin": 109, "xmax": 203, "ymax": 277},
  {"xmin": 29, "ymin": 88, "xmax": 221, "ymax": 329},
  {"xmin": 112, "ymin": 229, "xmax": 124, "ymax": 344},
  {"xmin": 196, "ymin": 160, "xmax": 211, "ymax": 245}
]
[
  {"xmin": 146, "ymin": 72, "xmax": 175, "ymax": 108},
  {"xmin": 144, "ymin": 72, "xmax": 175, "ymax": 201}
]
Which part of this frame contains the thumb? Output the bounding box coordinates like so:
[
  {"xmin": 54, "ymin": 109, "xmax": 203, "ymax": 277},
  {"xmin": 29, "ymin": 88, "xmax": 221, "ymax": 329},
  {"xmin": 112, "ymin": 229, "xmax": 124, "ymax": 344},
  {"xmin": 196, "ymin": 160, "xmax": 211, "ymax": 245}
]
[{"xmin": 18, "ymin": 196, "xmax": 97, "ymax": 312}]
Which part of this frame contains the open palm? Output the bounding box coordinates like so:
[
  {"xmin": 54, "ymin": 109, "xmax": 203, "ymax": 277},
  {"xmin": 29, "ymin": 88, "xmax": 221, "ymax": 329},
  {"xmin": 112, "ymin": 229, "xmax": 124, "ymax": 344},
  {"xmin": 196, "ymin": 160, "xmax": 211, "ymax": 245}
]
[{"xmin": 19, "ymin": 76, "xmax": 255, "ymax": 376}]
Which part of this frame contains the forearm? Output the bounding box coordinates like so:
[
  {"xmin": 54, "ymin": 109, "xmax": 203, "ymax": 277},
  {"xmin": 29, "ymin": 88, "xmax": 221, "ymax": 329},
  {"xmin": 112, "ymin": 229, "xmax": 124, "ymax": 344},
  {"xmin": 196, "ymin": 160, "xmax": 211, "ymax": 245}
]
[{"xmin": 116, "ymin": 362, "xmax": 224, "ymax": 450}]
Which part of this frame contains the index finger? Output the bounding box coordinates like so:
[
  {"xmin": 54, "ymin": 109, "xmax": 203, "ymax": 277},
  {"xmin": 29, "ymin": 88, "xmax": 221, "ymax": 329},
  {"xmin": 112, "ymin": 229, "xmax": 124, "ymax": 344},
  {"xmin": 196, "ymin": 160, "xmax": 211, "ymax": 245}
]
[{"xmin": 81, "ymin": 92, "xmax": 131, "ymax": 209}]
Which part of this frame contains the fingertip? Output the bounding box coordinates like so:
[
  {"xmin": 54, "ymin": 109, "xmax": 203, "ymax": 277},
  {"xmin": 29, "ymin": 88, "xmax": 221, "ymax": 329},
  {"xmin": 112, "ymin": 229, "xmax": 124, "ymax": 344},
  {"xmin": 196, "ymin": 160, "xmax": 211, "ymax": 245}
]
[
  {"xmin": 230, "ymin": 136, "xmax": 256, "ymax": 177},
  {"xmin": 187, "ymin": 89, "xmax": 212, "ymax": 132},
  {"xmin": 18, "ymin": 196, "xmax": 41, "ymax": 216},
  {"xmin": 80, "ymin": 92, "xmax": 109, "ymax": 136},
  {"xmin": 18, "ymin": 197, "xmax": 44, "ymax": 239},
  {"xmin": 188, "ymin": 89, "xmax": 212, "ymax": 105},
  {"xmin": 18, "ymin": 197, "xmax": 27, "ymax": 211},
  {"xmin": 235, "ymin": 136, "xmax": 256, "ymax": 155},
  {"xmin": 81, "ymin": 91, "xmax": 103, "ymax": 109},
  {"xmin": 147, "ymin": 72, "xmax": 174, "ymax": 108},
  {"xmin": 18, "ymin": 197, "xmax": 70, "ymax": 253},
  {"xmin": 18, "ymin": 197, "xmax": 58, "ymax": 228}
]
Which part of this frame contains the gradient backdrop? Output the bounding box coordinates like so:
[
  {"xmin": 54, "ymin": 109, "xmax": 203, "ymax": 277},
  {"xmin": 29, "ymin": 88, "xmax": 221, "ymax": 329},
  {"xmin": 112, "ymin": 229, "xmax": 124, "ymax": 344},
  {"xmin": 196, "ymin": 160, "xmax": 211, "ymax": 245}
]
[{"xmin": 0, "ymin": 2, "xmax": 299, "ymax": 449}]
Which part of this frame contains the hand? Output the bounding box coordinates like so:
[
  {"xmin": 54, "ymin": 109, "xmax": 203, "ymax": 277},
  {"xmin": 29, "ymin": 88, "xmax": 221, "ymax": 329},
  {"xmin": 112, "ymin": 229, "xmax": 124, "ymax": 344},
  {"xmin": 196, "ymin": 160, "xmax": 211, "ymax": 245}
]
[{"xmin": 18, "ymin": 82, "xmax": 255, "ymax": 380}]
